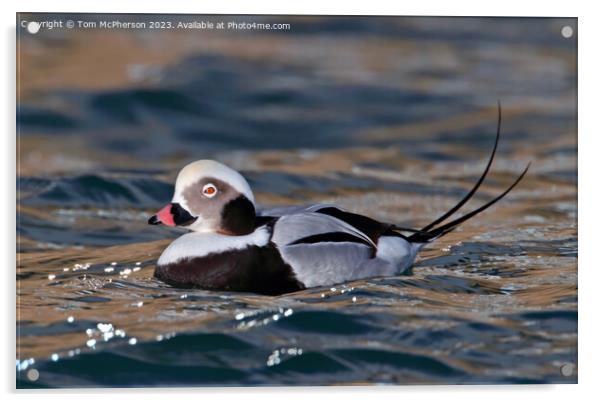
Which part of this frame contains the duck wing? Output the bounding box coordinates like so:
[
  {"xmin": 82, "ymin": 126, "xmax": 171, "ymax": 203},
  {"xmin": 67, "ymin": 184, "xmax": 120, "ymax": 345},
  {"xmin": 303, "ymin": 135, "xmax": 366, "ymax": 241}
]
[
  {"xmin": 270, "ymin": 212, "xmax": 402, "ymax": 288},
  {"xmin": 271, "ymin": 211, "xmax": 376, "ymax": 249}
]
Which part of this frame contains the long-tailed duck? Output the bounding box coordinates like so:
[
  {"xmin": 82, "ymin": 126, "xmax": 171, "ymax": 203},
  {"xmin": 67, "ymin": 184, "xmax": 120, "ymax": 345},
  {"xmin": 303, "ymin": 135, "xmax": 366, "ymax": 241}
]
[{"xmin": 149, "ymin": 107, "xmax": 528, "ymax": 295}]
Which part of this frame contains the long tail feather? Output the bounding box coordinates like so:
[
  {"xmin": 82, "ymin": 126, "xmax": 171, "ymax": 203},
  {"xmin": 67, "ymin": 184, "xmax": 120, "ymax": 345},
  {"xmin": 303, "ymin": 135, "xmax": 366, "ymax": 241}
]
[
  {"xmin": 408, "ymin": 162, "xmax": 530, "ymax": 243},
  {"xmin": 420, "ymin": 101, "xmax": 502, "ymax": 232}
]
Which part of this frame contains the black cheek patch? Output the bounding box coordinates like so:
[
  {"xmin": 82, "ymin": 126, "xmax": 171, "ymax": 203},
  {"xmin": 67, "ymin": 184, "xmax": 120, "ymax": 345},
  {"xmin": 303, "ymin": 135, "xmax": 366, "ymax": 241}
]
[{"xmin": 221, "ymin": 196, "xmax": 256, "ymax": 235}]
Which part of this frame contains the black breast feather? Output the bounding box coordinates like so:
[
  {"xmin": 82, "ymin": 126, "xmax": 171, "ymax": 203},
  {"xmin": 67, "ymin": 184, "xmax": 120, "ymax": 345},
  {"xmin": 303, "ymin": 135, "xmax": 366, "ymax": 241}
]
[{"xmin": 154, "ymin": 244, "xmax": 304, "ymax": 296}]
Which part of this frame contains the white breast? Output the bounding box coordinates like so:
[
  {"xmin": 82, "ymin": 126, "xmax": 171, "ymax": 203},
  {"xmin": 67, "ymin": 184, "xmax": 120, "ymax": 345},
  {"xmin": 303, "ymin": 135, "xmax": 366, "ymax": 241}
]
[{"xmin": 157, "ymin": 226, "xmax": 271, "ymax": 266}]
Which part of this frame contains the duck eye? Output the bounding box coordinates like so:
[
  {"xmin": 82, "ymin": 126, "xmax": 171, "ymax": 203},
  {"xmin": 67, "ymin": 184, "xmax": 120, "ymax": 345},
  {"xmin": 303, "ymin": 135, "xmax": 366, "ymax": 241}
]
[{"xmin": 202, "ymin": 183, "xmax": 217, "ymax": 198}]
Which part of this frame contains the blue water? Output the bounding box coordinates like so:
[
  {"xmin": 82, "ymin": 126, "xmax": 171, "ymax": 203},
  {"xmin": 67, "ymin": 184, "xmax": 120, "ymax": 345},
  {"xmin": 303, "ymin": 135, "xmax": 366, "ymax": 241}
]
[{"xmin": 17, "ymin": 15, "xmax": 577, "ymax": 387}]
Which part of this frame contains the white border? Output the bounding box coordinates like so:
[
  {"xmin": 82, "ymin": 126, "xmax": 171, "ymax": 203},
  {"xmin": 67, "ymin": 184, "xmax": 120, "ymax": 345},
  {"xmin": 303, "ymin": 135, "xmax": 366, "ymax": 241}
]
[
  {"xmin": 3, "ymin": 0, "xmax": 597, "ymax": 401},
  {"xmin": 3, "ymin": 0, "xmax": 585, "ymax": 16}
]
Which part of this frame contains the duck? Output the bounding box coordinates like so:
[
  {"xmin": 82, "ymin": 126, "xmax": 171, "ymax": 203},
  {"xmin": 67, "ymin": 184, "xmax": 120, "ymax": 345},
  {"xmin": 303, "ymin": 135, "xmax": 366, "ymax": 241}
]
[{"xmin": 148, "ymin": 107, "xmax": 529, "ymax": 295}]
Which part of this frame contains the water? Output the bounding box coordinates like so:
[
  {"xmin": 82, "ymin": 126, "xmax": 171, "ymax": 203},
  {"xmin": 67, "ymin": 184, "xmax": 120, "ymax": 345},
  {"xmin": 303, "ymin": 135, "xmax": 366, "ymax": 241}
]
[{"xmin": 16, "ymin": 15, "xmax": 577, "ymax": 387}]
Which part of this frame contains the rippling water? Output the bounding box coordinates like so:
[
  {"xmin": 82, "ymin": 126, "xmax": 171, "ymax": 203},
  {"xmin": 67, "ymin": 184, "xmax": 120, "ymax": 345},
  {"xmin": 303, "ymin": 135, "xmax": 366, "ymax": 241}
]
[{"xmin": 16, "ymin": 15, "xmax": 577, "ymax": 387}]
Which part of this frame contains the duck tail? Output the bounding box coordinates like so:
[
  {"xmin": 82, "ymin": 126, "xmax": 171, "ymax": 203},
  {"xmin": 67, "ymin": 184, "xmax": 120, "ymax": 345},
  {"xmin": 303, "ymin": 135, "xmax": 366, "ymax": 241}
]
[
  {"xmin": 397, "ymin": 103, "xmax": 530, "ymax": 244},
  {"xmin": 406, "ymin": 163, "xmax": 530, "ymax": 243}
]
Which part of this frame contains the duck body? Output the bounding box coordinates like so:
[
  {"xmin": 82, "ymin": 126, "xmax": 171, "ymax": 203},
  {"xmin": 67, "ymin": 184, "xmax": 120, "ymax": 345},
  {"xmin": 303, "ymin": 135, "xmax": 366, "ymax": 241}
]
[
  {"xmin": 148, "ymin": 107, "xmax": 529, "ymax": 295},
  {"xmin": 154, "ymin": 204, "xmax": 422, "ymax": 295}
]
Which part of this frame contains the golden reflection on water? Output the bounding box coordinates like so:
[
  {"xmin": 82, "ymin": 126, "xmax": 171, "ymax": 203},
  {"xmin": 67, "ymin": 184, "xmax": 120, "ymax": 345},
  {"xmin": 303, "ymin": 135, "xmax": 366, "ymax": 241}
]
[{"xmin": 17, "ymin": 15, "xmax": 576, "ymax": 384}]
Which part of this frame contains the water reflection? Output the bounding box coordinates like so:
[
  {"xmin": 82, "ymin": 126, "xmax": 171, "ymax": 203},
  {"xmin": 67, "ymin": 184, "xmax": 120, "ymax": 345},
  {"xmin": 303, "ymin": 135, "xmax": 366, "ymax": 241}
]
[{"xmin": 17, "ymin": 15, "xmax": 576, "ymax": 387}]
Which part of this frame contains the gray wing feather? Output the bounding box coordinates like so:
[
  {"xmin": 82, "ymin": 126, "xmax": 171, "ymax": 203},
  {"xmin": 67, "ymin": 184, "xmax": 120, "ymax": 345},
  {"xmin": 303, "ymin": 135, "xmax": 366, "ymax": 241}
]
[
  {"xmin": 279, "ymin": 242, "xmax": 399, "ymax": 288},
  {"xmin": 271, "ymin": 211, "xmax": 376, "ymax": 248},
  {"xmin": 270, "ymin": 211, "xmax": 400, "ymax": 288}
]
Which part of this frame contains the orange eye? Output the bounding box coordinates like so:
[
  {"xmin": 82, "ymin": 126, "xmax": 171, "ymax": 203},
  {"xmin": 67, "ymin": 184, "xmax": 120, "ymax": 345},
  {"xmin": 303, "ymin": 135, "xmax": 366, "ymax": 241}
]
[{"xmin": 202, "ymin": 183, "xmax": 217, "ymax": 197}]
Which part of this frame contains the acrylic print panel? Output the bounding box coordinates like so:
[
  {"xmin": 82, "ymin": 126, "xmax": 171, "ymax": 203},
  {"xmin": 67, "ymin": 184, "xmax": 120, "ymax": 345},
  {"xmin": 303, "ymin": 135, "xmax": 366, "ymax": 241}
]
[{"xmin": 16, "ymin": 14, "xmax": 577, "ymax": 387}]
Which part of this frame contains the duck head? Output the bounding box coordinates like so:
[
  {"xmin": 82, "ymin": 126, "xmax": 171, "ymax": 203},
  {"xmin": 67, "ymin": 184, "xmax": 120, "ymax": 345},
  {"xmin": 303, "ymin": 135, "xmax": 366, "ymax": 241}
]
[{"xmin": 148, "ymin": 160, "xmax": 256, "ymax": 235}]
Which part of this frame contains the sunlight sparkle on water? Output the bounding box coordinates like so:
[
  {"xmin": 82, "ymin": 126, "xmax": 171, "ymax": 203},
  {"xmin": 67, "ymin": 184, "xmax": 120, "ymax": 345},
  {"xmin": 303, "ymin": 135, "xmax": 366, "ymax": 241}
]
[
  {"xmin": 97, "ymin": 323, "xmax": 113, "ymax": 333},
  {"xmin": 16, "ymin": 358, "xmax": 35, "ymax": 371},
  {"xmin": 73, "ymin": 263, "xmax": 90, "ymax": 271},
  {"xmin": 236, "ymin": 307, "xmax": 294, "ymax": 329},
  {"xmin": 266, "ymin": 347, "xmax": 303, "ymax": 367}
]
